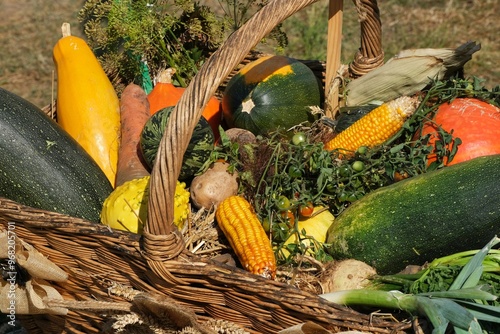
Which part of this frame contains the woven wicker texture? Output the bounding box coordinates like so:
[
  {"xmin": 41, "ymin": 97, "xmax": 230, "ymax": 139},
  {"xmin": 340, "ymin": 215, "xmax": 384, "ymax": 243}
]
[
  {"xmin": 0, "ymin": 0, "xmax": 404, "ymax": 333},
  {"xmin": 1, "ymin": 198, "xmax": 413, "ymax": 333}
]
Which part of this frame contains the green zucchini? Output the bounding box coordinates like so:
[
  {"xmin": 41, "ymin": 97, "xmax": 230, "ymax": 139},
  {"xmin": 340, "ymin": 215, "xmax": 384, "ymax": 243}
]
[
  {"xmin": 326, "ymin": 155, "xmax": 500, "ymax": 274},
  {"xmin": 0, "ymin": 87, "xmax": 113, "ymax": 222}
]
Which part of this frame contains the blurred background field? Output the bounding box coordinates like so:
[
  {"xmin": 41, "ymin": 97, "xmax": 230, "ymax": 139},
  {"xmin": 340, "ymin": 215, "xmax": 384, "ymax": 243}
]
[{"xmin": 0, "ymin": 0, "xmax": 498, "ymax": 109}]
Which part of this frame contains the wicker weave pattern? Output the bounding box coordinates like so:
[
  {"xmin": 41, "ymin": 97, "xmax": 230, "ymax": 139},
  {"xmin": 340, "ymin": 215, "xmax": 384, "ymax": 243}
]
[{"xmin": 1, "ymin": 198, "xmax": 413, "ymax": 333}]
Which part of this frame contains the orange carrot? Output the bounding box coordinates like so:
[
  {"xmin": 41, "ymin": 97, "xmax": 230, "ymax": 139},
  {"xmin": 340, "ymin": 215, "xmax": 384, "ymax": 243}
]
[{"xmin": 115, "ymin": 83, "xmax": 151, "ymax": 187}]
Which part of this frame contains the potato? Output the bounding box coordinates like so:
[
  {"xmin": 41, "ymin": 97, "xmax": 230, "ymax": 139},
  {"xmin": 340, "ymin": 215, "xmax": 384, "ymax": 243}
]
[
  {"xmin": 190, "ymin": 161, "xmax": 239, "ymax": 209},
  {"xmin": 224, "ymin": 128, "xmax": 256, "ymax": 146}
]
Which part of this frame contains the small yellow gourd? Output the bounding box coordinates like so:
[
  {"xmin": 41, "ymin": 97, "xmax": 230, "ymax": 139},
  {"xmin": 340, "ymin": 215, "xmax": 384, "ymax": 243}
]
[
  {"xmin": 282, "ymin": 207, "xmax": 334, "ymax": 257},
  {"xmin": 100, "ymin": 176, "xmax": 190, "ymax": 234},
  {"xmin": 53, "ymin": 23, "xmax": 120, "ymax": 186}
]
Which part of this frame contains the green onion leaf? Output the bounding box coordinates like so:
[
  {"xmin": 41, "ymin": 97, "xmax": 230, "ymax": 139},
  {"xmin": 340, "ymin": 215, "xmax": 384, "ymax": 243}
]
[
  {"xmin": 418, "ymin": 285, "xmax": 497, "ymax": 301},
  {"xmin": 450, "ymin": 236, "xmax": 500, "ymax": 290},
  {"xmin": 456, "ymin": 301, "xmax": 500, "ymax": 323}
]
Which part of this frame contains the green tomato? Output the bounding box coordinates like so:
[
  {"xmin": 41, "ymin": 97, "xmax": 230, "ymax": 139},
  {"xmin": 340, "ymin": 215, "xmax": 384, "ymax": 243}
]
[
  {"xmin": 276, "ymin": 195, "xmax": 291, "ymax": 211},
  {"xmin": 262, "ymin": 217, "xmax": 271, "ymax": 233},
  {"xmin": 326, "ymin": 183, "xmax": 336, "ymax": 193},
  {"xmin": 338, "ymin": 192, "xmax": 349, "ymax": 202},
  {"xmin": 347, "ymin": 193, "xmax": 359, "ymax": 202},
  {"xmin": 352, "ymin": 160, "xmax": 365, "ymax": 172},
  {"xmin": 338, "ymin": 165, "xmax": 350, "ymax": 177},
  {"xmin": 291, "ymin": 132, "xmax": 307, "ymax": 145},
  {"xmin": 357, "ymin": 146, "xmax": 368, "ymax": 155}
]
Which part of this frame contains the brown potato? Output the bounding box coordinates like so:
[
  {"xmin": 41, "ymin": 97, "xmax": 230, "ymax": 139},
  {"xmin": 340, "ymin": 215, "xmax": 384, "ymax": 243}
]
[
  {"xmin": 224, "ymin": 128, "xmax": 256, "ymax": 146},
  {"xmin": 190, "ymin": 161, "xmax": 239, "ymax": 209}
]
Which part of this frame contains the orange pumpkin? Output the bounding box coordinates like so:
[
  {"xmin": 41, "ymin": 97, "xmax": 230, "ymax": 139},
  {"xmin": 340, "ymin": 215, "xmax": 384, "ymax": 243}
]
[
  {"xmin": 419, "ymin": 98, "xmax": 500, "ymax": 166},
  {"xmin": 147, "ymin": 68, "xmax": 223, "ymax": 140}
]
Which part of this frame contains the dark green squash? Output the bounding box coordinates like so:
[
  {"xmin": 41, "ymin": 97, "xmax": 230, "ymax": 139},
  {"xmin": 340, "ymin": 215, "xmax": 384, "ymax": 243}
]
[
  {"xmin": 140, "ymin": 106, "xmax": 215, "ymax": 181},
  {"xmin": 0, "ymin": 87, "xmax": 113, "ymax": 222},
  {"xmin": 326, "ymin": 155, "xmax": 500, "ymax": 274},
  {"xmin": 221, "ymin": 55, "xmax": 322, "ymax": 136}
]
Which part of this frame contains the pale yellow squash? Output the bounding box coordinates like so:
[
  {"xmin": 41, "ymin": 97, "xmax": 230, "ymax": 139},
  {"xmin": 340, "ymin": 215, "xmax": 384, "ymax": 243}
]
[{"xmin": 282, "ymin": 207, "xmax": 334, "ymax": 258}]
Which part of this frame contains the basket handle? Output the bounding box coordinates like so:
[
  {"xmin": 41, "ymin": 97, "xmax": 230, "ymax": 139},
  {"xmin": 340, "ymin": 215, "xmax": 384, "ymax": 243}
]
[
  {"xmin": 325, "ymin": 0, "xmax": 383, "ymax": 117},
  {"xmin": 350, "ymin": 0, "xmax": 384, "ymax": 77},
  {"xmin": 145, "ymin": 0, "xmax": 322, "ymax": 258}
]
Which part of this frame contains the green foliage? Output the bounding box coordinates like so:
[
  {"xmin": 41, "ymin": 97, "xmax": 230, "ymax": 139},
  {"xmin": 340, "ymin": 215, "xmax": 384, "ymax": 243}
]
[
  {"xmin": 79, "ymin": 0, "xmax": 224, "ymax": 90},
  {"xmin": 281, "ymin": 2, "xmax": 328, "ymax": 60},
  {"xmin": 78, "ymin": 0, "xmax": 288, "ymax": 92}
]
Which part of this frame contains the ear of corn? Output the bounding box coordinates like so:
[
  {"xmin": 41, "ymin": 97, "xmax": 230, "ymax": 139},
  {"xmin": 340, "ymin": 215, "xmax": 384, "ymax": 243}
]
[
  {"xmin": 324, "ymin": 96, "xmax": 419, "ymax": 153},
  {"xmin": 215, "ymin": 196, "xmax": 277, "ymax": 279}
]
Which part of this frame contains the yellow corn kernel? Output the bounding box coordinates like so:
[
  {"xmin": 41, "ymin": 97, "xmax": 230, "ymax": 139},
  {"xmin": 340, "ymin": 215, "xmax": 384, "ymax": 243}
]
[
  {"xmin": 325, "ymin": 96, "xmax": 419, "ymax": 153},
  {"xmin": 215, "ymin": 196, "xmax": 277, "ymax": 279}
]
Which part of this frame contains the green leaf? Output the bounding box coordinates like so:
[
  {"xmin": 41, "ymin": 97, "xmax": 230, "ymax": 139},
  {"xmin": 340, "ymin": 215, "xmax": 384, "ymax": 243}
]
[
  {"xmin": 450, "ymin": 236, "xmax": 500, "ymax": 290},
  {"xmin": 418, "ymin": 285, "xmax": 497, "ymax": 301},
  {"xmin": 456, "ymin": 300, "xmax": 500, "ymax": 323},
  {"xmin": 415, "ymin": 297, "xmax": 449, "ymax": 334},
  {"xmin": 430, "ymin": 298, "xmax": 478, "ymax": 330},
  {"xmin": 389, "ymin": 143, "xmax": 405, "ymax": 154},
  {"xmin": 462, "ymin": 265, "xmax": 485, "ymax": 289}
]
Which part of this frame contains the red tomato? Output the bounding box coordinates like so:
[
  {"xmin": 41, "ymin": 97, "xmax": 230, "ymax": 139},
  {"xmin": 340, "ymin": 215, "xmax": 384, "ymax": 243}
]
[
  {"xmin": 280, "ymin": 210, "xmax": 295, "ymax": 228},
  {"xmin": 418, "ymin": 98, "xmax": 500, "ymax": 166},
  {"xmin": 298, "ymin": 202, "xmax": 314, "ymax": 218}
]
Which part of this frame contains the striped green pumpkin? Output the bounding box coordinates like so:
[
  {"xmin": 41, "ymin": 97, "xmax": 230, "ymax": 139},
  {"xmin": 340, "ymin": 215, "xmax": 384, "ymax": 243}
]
[
  {"xmin": 140, "ymin": 106, "xmax": 215, "ymax": 181},
  {"xmin": 222, "ymin": 55, "xmax": 322, "ymax": 136}
]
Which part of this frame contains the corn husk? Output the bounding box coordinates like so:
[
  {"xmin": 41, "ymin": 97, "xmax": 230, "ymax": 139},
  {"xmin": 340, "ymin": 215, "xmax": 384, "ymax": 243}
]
[{"xmin": 345, "ymin": 41, "xmax": 481, "ymax": 106}]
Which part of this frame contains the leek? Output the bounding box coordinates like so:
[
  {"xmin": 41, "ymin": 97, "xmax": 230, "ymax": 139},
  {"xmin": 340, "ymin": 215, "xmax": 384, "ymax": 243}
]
[{"xmin": 320, "ymin": 236, "xmax": 500, "ymax": 334}]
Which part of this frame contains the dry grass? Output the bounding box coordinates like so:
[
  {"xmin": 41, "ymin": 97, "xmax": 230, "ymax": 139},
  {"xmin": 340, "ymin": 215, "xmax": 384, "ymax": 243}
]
[
  {"xmin": 0, "ymin": 0, "xmax": 85, "ymax": 108},
  {"xmin": 0, "ymin": 0, "xmax": 498, "ymax": 108}
]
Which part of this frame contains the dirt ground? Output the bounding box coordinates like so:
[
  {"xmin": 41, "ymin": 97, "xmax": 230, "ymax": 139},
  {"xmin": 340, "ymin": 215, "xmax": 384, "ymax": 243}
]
[
  {"xmin": 0, "ymin": 0, "xmax": 85, "ymax": 108},
  {"xmin": 1, "ymin": 1, "xmax": 498, "ymax": 109}
]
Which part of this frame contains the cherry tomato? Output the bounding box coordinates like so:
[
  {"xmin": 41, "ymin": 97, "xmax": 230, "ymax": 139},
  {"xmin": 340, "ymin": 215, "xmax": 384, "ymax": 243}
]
[
  {"xmin": 299, "ymin": 202, "xmax": 314, "ymax": 218},
  {"xmin": 291, "ymin": 132, "xmax": 307, "ymax": 145},
  {"xmin": 280, "ymin": 210, "xmax": 295, "ymax": 228},
  {"xmin": 347, "ymin": 193, "xmax": 360, "ymax": 202},
  {"xmin": 338, "ymin": 165, "xmax": 350, "ymax": 177},
  {"xmin": 352, "ymin": 160, "xmax": 365, "ymax": 172},
  {"xmin": 356, "ymin": 146, "xmax": 368, "ymax": 155},
  {"xmin": 338, "ymin": 192, "xmax": 349, "ymax": 202},
  {"xmin": 394, "ymin": 171, "xmax": 409, "ymax": 182},
  {"xmin": 326, "ymin": 183, "xmax": 336, "ymax": 193},
  {"xmin": 262, "ymin": 217, "xmax": 271, "ymax": 233},
  {"xmin": 276, "ymin": 195, "xmax": 291, "ymax": 211}
]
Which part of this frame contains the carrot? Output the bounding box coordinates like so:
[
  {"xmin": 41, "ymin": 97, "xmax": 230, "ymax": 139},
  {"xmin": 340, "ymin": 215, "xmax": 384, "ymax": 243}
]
[{"xmin": 115, "ymin": 83, "xmax": 151, "ymax": 187}]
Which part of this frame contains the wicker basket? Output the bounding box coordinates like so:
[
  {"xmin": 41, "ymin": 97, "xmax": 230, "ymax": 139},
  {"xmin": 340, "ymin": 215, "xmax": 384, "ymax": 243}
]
[{"xmin": 0, "ymin": 0, "xmax": 422, "ymax": 333}]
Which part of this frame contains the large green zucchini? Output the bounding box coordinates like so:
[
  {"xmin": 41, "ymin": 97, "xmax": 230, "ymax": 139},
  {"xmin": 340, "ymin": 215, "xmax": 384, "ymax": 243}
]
[
  {"xmin": 0, "ymin": 87, "xmax": 113, "ymax": 222},
  {"xmin": 326, "ymin": 155, "xmax": 500, "ymax": 274}
]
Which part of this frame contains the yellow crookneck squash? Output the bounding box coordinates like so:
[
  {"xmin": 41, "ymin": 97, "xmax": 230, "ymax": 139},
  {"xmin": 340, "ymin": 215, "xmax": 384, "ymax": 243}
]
[{"xmin": 53, "ymin": 23, "xmax": 120, "ymax": 187}]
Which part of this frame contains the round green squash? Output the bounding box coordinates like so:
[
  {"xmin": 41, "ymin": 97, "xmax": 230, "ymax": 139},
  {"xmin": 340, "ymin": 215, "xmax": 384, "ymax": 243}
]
[
  {"xmin": 221, "ymin": 55, "xmax": 322, "ymax": 136},
  {"xmin": 140, "ymin": 106, "xmax": 215, "ymax": 181}
]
